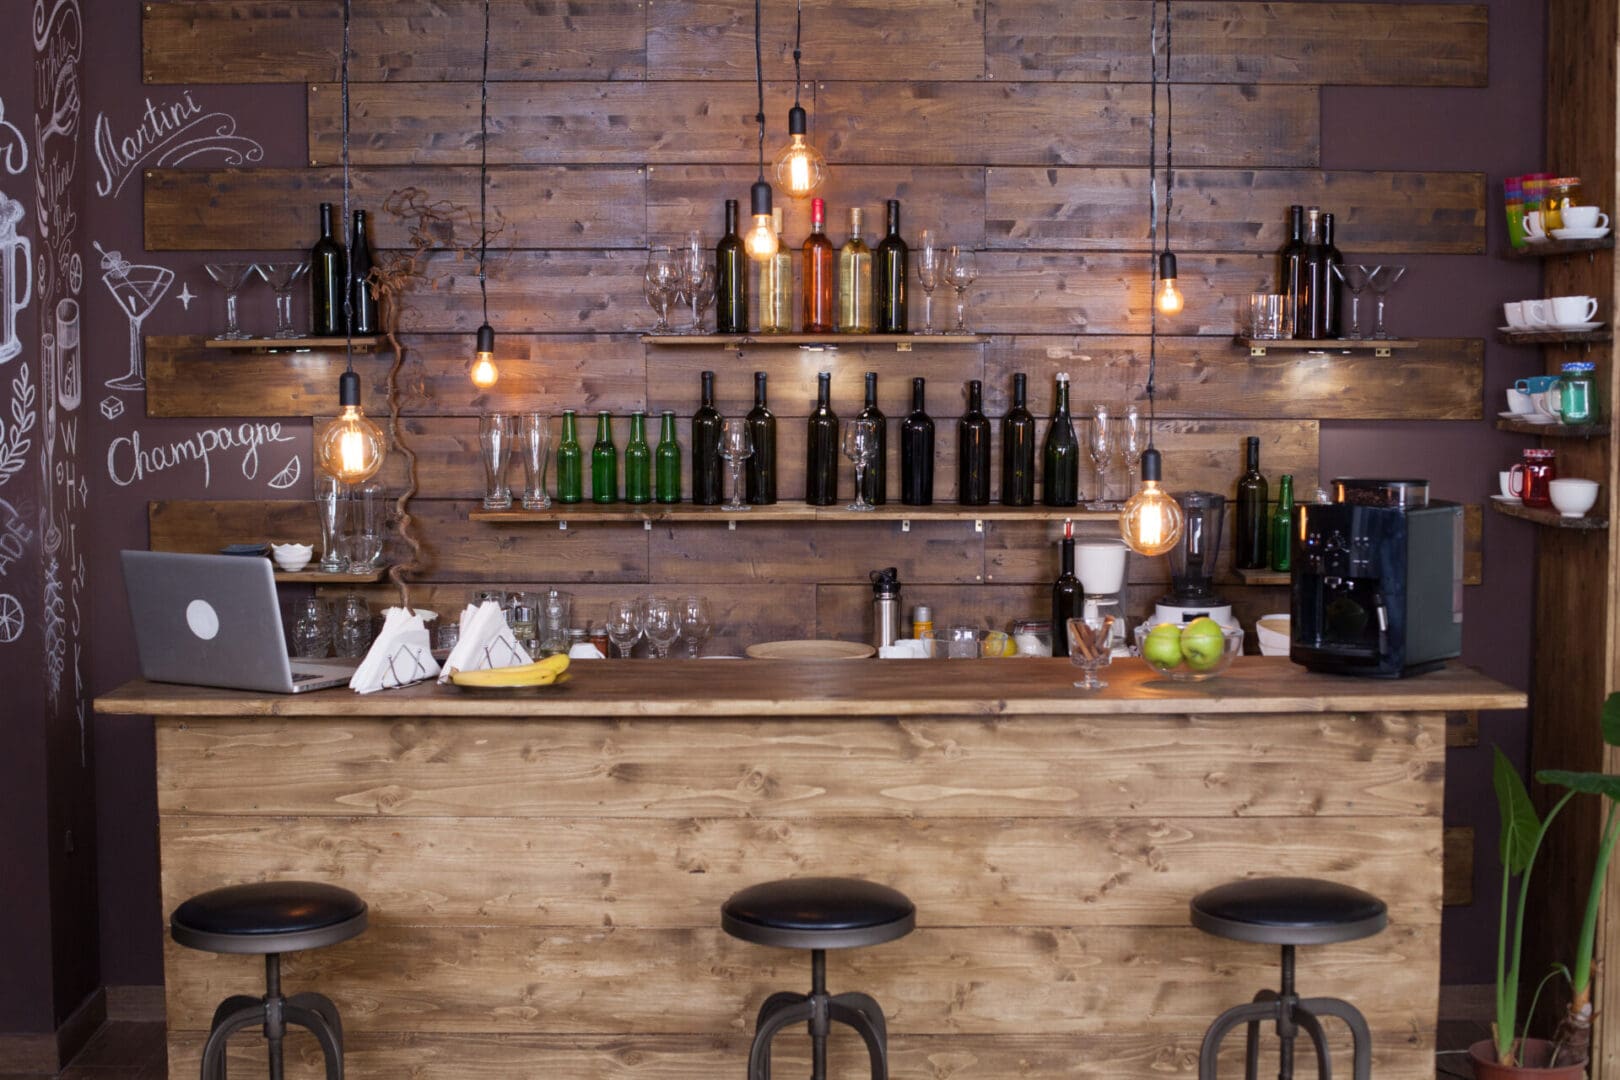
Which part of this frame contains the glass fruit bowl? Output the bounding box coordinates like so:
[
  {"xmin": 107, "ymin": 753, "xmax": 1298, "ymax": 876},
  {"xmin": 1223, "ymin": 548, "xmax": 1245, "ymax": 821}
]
[{"xmin": 1133, "ymin": 620, "xmax": 1244, "ymax": 681}]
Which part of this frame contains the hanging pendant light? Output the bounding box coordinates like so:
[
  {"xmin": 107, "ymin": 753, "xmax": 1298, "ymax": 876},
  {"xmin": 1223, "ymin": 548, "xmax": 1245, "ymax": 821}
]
[
  {"xmin": 468, "ymin": 0, "xmax": 501, "ymax": 388},
  {"xmin": 745, "ymin": 0, "xmax": 778, "ymax": 259},
  {"xmin": 1121, "ymin": 0, "xmax": 1183, "ymax": 556},
  {"xmin": 771, "ymin": 0, "xmax": 828, "ymax": 198},
  {"xmin": 1155, "ymin": 251, "xmax": 1183, "ymax": 315},
  {"xmin": 1152, "ymin": 0, "xmax": 1184, "ymax": 317},
  {"xmin": 315, "ymin": 0, "xmax": 385, "ymax": 485}
]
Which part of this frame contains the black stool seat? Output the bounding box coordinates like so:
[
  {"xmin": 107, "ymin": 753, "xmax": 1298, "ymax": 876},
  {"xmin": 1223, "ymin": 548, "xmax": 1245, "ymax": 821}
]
[
  {"xmin": 171, "ymin": 881, "xmax": 368, "ymax": 955},
  {"xmin": 1190, "ymin": 876, "xmax": 1387, "ymax": 945},
  {"xmin": 723, "ymin": 876, "xmax": 915, "ymax": 950}
]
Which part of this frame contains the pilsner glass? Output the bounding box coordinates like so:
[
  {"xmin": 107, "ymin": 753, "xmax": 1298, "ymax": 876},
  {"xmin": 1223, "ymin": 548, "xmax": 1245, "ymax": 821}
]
[
  {"xmin": 480, "ymin": 412, "xmax": 514, "ymax": 511},
  {"xmin": 519, "ymin": 412, "xmax": 552, "ymax": 511},
  {"xmin": 315, "ymin": 473, "xmax": 346, "ymax": 572}
]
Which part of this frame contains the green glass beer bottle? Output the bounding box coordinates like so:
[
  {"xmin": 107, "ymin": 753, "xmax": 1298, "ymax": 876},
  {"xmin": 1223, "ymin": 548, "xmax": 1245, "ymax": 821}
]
[
  {"xmin": 624, "ymin": 411, "xmax": 652, "ymax": 504},
  {"xmin": 591, "ymin": 411, "xmax": 618, "ymax": 504},
  {"xmin": 655, "ymin": 410, "xmax": 681, "ymax": 504},
  {"xmin": 556, "ymin": 410, "xmax": 583, "ymax": 504}
]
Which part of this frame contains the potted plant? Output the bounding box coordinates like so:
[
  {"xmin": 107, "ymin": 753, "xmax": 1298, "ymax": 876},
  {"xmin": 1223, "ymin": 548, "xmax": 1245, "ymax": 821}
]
[{"xmin": 1474, "ymin": 694, "xmax": 1620, "ymax": 1077}]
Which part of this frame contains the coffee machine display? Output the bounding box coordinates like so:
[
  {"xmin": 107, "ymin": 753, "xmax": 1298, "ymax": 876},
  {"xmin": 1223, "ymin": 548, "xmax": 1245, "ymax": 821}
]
[
  {"xmin": 1290, "ymin": 477, "xmax": 1462, "ymax": 678},
  {"xmin": 1076, "ymin": 539, "xmax": 1129, "ymax": 655},
  {"xmin": 1154, "ymin": 491, "xmax": 1237, "ymax": 628}
]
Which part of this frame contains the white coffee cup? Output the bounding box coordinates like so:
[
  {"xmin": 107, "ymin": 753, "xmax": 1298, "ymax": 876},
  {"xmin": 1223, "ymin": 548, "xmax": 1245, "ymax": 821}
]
[
  {"xmin": 1498, "ymin": 469, "xmax": 1514, "ymax": 497},
  {"xmin": 1521, "ymin": 299, "xmax": 1552, "ymax": 326},
  {"xmin": 1524, "ymin": 211, "xmax": 1548, "ymax": 239},
  {"xmin": 1506, "ymin": 387, "xmax": 1535, "ymax": 414},
  {"xmin": 1549, "ymin": 295, "xmax": 1599, "ymax": 324},
  {"xmin": 1548, "ymin": 477, "xmax": 1600, "ymax": 518},
  {"xmin": 1504, "ymin": 301, "xmax": 1528, "ymax": 328},
  {"xmin": 1560, "ymin": 205, "xmax": 1610, "ymax": 231}
]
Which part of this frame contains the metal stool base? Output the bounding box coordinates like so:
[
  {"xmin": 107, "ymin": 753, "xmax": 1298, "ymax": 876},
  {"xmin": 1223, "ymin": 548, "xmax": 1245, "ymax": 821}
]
[
  {"xmin": 198, "ymin": 954, "xmax": 346, "ymax": 1080},
  {"xmin": 1197, "ymin": 945, "xmax": 1372, "ymax": 1080},
  {"xmin": 746, "ymin": 950, "xmax": 890, "ymax": 1080}
]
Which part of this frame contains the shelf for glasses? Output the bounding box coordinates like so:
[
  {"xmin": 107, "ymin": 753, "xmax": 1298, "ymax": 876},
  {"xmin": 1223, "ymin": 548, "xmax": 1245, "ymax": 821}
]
[
  {"xmin": 1496, "ymin": 418, "xmax": 1610, "ymax": 438},
  {"xmin": 642, "ymin": 333, "xmax": 990, "ymax": 352},
  {"xmin": 206, "ymin": 336, "xmax": 383, "ymax": 354},
  {"xmin": 275, "ymin": 566, "xmax": 388, "ymax": 583},
  {"xmin": 471, "ymin": 503, "xmax": 1117, "ymax": 530},
  {"xmin": 1232, "ymin": 566, "xmax": 1291, "ymax": 586},
  {"xmin": 1496, "ymin": 328, "xmax": 1613, "ymax": 346},
  {"xmin": 1234, "ymin": 336, "xmax": 1418, "ymax": 358},
  {"xmin": 1490, "ymin": 499, "xmax": 1608, "ymax": 530},
  {"xmin": 1505, "ymin": 236, "xmax": 1615, "ymax": 259}
]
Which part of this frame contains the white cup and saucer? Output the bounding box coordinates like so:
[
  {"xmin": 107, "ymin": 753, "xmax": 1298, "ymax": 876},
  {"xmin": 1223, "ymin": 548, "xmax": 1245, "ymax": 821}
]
[{"xmin": 1551, "ymin": 205, "xmax": 1612, "ymax": 240}]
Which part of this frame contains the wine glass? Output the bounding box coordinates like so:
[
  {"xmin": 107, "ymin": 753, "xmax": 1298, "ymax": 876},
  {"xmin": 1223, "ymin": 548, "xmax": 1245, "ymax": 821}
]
[
  {"xmin": 642, "ymin": 597, "xmax": 681, "ymax": 659},
  {"xmin": 1121, "ymin": 405, "xmax": 1144, "ymax": 496},
  {"xmin": 1067, "ymin": 614, "xmax": 1115, "ymax": 690},
  {"xmin": 1089, "ymin": 404, "xmax": 1115, "ymax": 508},
  {"xmin": 678, "ymin": 232, "xmax": 710, "ymax": 334},
  {"xmin": 645, "ymin": 245, "xmax": 679, "ymax": 333},
  {"xmin": 719, "ymin": 418, "xmax": 753, "ymax": 511},
  {"xmin": 1331, "ymin": 263, "xmax": 1371, "ymax": 340},
  {"xmin": 842, "ymin": 417, "xmax": 881, "ymax": 512},
  {"xmin": 944, "ymin": 246, "xmax": 978, "ymax": 334},
  {"xmin": 257, "ymin": 261, "xmax": 309, "ymax": 339},
  {"xmin": 204, "ymin": 261, "xmax": 259, "ymax": 340},
  {"xmin": 679, "ymin": 594, "xmax": 712, "ymax": 658},
  {"xmin": 916, "ymin": 230, "xmax": 940, "ymax": 334},
  {"xmin": 1366, "ymin": 264, "xmax": 1406, "ymax": 340},
  {"xmin": 605, "ymin": 599, "xmax": 641, "ymax": 659}
]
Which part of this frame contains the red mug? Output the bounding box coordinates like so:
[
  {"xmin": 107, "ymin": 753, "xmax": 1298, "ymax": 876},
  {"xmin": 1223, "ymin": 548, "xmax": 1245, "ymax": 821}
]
[{"xmin": 1510, "ymin": 448, "xmax": 1558, "ymax": 507}]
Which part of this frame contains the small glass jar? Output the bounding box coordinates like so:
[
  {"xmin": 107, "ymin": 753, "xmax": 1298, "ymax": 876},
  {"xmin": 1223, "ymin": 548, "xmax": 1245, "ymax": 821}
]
[
  {"xmin": 565, "ymin": 627, "xmax": 589, "ymax": 653},
  {"xmin": 1556, "ymin": 361, "xmax": 1600, "ymax": 425},
  {"xmin": 508, "ymin": 601, "xmax": 538, "ymax": 649},
  {"xmin": 1544, "ymin": 177, "xmax": 1583, "ymax": 230},
  {"xmin": 587, "ymin": 623, "xmax": 610, "ymax": 657},
  {"xmin": 1011, "ymin": 618, "xmax": 1053, "ymax": 657}
]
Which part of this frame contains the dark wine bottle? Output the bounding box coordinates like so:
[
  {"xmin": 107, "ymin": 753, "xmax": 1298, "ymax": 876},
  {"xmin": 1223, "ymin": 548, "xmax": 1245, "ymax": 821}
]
[
  {"xmin": 806, "ymin": 371, "xmax": 839, "ymax": 506},
  {"xmin": 654, "ymin": 410, "xmax": 681, "ymax": 504},
  {"xmin": 858, "ymin": 371, "xmax": 887, "ymax": 505},
  {"xmin": 556, "ymin": 409, "xmax": 583, "ymax": 504},
  {"xmin": 1001, "ymin": 372, "xmax": 1035, "ymax": 506},
  {"xmin": 875, "ymin": 199, "xmax": 908, "ymax": 334},
  {"xmin": 309, "ymin": 202, "xmax": 345, "ymax": 336},
  {"xmin": 1042, "ymin": 372, "xmax": 1079, "ymax": 507},
  {"xmin": 1299, "ymin": 207, "xmax": 1327, "ymax": 340},
  {"xmin": 1321, "ymin": 211, "xmax": 1344, "ymax": 339},
  {"xmin": 1233, "ymin": 435, "xmax": 1269, "ymax": 570},
  {"xmin": 1280, "ymin": 204, "xmax": 1304, "ymax": 341},
  {"xmin": 692, "ymin": 370, "xmax": 723, "ymax": 505},
  {"xmin": 348, "ymin": 209, "xmax": 377, "ymax": 335},
  {"xmin": 745, "ymin": 371, "xmax": 777, "ymax": 504},
  {"xmin": 802, "ymin": 197, "xmax": 835, "ymax": 334},
  {"xmin": 624, "ymin": 410, "xmax": 651, "ymax": 504},
  {"xmin": 590, "ymin": 411, "xmax": 618, "ymax": 504},
  {"xmin": 958, "ymin": 379, "xmax": 992, "ymax": 506},
  {"xmin": 1051, "ymin": 534, "xmax": 1085, "ymax": 658},
  {"xmin": 900, "ymin": 376, "xmax": 934, "ymax": 506},
  {"xmin": 716, "ymin": 199, "xmax": 748, "ymax": 334}
]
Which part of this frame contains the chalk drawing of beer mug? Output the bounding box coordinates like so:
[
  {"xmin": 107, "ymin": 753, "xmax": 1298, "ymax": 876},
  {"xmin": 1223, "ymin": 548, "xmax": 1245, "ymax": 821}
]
[{"xmin": 0, "ymin": 194, "xmax": 31, "ymax": 365}]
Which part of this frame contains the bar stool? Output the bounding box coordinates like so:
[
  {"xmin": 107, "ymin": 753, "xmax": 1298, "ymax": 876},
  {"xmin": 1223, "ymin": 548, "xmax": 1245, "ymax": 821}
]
[
  {"xmin": 722, "ymin": 876, "xmax": 915, "ymax": 1080},
  {"xmin": 1190, "ymin": 877, "xmax": 1386, "ymax": 1080},
  {"xmin": 170, "ymin": 881, "xmax": 368, "ymax": 1080}
]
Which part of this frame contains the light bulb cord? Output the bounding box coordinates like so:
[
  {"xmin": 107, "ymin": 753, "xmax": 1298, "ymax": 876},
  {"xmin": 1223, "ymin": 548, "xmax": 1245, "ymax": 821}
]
[
  {"xmin": 1145, "ymin": 0, "xmax": 1159, "ymax": 445},
  {"xmin": 1163, "ymin": 0, "xmax": 1173, "ymax": 252},
  {"xmin": 754, "ymin": 0, "xmax": 767, "ymax": 182},
  {"xmin": 479, "ymin": 0, "xmax": 491, "ymax": 328},
  {"xmin": 793, "ymin": 0, "xmax": 803, "ymax": 109},
  {"xmin": 341, "ymin": 0, "xmax": 353, "ymax": 373}
]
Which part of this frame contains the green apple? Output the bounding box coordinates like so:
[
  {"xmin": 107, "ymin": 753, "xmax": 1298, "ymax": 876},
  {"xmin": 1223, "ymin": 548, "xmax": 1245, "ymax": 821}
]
[
  {"xmin": 1142, "ymin": 623, "xmax": 1183, "ymax": 668},
  {"xmin": 1180, "ymin": 617, "xmax": 1227, "ymax": 671}
]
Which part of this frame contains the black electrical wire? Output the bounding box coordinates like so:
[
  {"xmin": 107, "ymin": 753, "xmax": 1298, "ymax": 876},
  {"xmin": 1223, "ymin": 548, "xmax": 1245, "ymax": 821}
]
[
  {"xmin": 479, "ymin": 0, "xmax": 491, "ymax": 326},
  {"xmin": 793, "ymin": 0, "xmax": 803, "ymax": 109},
  {"xmin": 754, "ymin": 0, "xmax": 766, "ymax": 180},
  {"xmin": 1163, "ymin": 0, "xmax": 1173, "ymax": 253},
  {"xmin": 1145, "ymin": 0, "xmax": 1159, "ymax": 436},
  {"xmin": 341, "ymin": 0, "xmax": 353, "ymax": 372}
]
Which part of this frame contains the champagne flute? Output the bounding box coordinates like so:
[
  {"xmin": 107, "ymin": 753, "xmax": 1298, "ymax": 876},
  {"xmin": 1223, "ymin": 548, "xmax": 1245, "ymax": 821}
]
[
  {"xmin": 679, "ymin": 594, "xmax": 712, "ymax": 658},
  {"xmin": 842, "ymin": 417, "xmax": 881, "ymax": 512},
  {"xmin": 719, "ymin": 417, "xmax": 753, "ymax": 511},
  {"xmin": 1122, "ymin": 405, "xmax": 1144, "ymax": 496},
  {"xmin": 1332, "ymin": 263, "xmax": 1371, "ymax": 340},
  {"xmin": 645, "ymin": 245, "xmax": 679, "ymax": 333},
  {"xmin": 1089, "ymin": 404, "xmax": 1115, "ymax": 508},
  {"xmin": 917, "ymin": 230, "xmax": 940, "ymax": 334},
  {"xmin": 944, "ymin": 246, "xmax": 978, "ymax": 334},
  {"xmin": 642, "ymin": 597, "xmax": 681, "ymax": 659},
  {"xmin": 606, "ymin": 599, "xmax": 641, "ymax": 659},
  {"xmin": 1367, "ymin": 264, "xmax": 1406, "ymax": 340},
  {"xmin": 679, "ymin": 232, "xmax": 708, "ymax": 334}
]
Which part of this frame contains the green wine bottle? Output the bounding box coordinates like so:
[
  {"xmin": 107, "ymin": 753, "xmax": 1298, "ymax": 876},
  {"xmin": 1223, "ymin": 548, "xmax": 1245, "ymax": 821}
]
[
  {"xmin": 591, "ymin": 411, "xmax": 617, "ymax": 504},
  {"xmin": 1270, "ymin": 473, "xmax": 1294, "ymax": 572},
  {"xmin": 556, "ymin": 410, "xmax": 583, "ymax": 503},
  {"xmin": 624, "ymin": 410, "xmax": 651, "ymax": 504},
  {"xmin": 655, "ymin": 410, "xmax": 681, "ymax": 504}
]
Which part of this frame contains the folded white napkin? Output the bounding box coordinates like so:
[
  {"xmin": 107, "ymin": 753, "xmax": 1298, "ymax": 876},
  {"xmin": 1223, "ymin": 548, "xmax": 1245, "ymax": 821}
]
[
  {"xmin": 436, "ymin": 600, "xmax": 533, "ymax": 683},
  {"xmin": 350, "ymin": 607, "xmax": 442, "ymax": 693}
]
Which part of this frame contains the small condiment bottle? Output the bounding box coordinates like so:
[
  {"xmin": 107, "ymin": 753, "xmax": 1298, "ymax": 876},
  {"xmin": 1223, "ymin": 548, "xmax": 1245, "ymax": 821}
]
[
  {"xmin": 587, "ymin": 623, "xmax": 610, "ymax": 657},
  {"xmin": 912, "ymin": 604, "xmax": 934, "ymax": 638}
]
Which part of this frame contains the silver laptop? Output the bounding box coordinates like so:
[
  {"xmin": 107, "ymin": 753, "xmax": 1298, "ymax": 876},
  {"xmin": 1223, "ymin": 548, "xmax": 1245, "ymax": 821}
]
[{"xmin": 121, "ymin": 550, "xmax": 356, "ymax": 693}]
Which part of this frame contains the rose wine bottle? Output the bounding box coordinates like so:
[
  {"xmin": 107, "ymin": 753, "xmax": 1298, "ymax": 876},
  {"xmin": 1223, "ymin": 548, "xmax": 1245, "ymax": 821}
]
[{"xmin": 802, "ymin": 198, "xmax": 835, "ymax": 334}]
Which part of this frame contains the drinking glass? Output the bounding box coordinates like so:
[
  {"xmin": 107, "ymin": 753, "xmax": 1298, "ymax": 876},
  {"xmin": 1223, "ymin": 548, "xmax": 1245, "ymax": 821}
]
[
  {"xmin": 257, "ymin": 261, "xmax": 310, "ymax": 339},
  {"xmin": 204, "ymin": 261, "xmax": 259, "ymax": 340},
  {"xmin": 1331, "ymin": 264, "xmax": 1371, "ymax": 339},
  {"xmin": 719, "ymin": 417, "xmax": 753, "ymax": 511},
  {"xmin": 944, "ymin": 246, "xmax": 978, "ymax": 333},
  {"xmin": 519, "ymin": 412, "xmax": 552, "ymax": 510},
  {"xmin": 541, "ymin": 589, "xmax": 574, "ymax": 654},
  {"xmin": 1089, "ymin": 405, "xmax": 1116, "ymax": 508},
  {"xmin": 1122, "ymin": 405, "xmax": 1144, "ymax": 495},
  {"xmin": 1367, "ymin": 264, "xmax": 1406, "ymax": 340},
  {"xmin": 642, "ymin": 597, "xmax": 681, "ymax": 659},
  {"xmin": 479, "ymin": 412, "xmax": 514, "ymax": 510},
  {"xmin": 348, "ymin": 479, "xmax": 386, "ymax": 572},
  {"xmin": 678, "ymin": 232, "xmax": 711, "ymax": 334},
  {"xmin": 1247, "ymin": 292, "xmax": 1286, "ymax": 340},
  {"xmin": 645, "ymin": 245, "xmax": 679, "ymax": 333},
  {"xmin": 606, "ymin": 599, "xmax": 641, "ymax": 658},
  {"xmin": 679, "ymin": 594, "xmax": 712, "ymax": 658},
  {"xmin": 315, "ymin": 472, "xmax": 347, "ymax": 573},
  {"xmin": 1067, "ymin": 614, "xmax": 1115, "ymax": 690},
  {"xmin": 842, "ymin": 417, "xmax": 881, "ymax": 512},
  {"xmin": 916, "ymin": 230, "xmax": 940, "ymax": 334},
  {"xmin": 292, "ymin": 598, "xmax": 334, "ymax": 658},
  {"xmin": 335, "ymin": 593, "xmax": 373, "ymax": 657}
]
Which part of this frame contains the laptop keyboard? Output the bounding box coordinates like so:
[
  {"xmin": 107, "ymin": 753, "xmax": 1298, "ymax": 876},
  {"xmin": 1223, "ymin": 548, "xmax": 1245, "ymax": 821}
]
[{"xmin": 292, "ymin": 672, "xmax": 325, "ymax": 682}]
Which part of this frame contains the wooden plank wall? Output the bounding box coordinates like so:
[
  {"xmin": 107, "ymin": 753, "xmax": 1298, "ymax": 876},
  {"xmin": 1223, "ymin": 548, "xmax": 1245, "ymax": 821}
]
[{"xmin": 139, "ymin": 0, "xmax": 1489, "ymax": 643}]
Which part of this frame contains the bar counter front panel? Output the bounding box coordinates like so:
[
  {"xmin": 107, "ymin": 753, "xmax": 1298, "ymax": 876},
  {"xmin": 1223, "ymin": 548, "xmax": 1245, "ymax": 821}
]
[{"xmin": 98, "ymin": 658, "xmax": 1521, "ymax": 1079}]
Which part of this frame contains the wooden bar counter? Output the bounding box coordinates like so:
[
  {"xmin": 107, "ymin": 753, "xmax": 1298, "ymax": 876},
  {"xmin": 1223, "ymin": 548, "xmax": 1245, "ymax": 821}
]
[{"xmin": 97, "ymin": 658, "xmax": 1522, "ymax": 1080}]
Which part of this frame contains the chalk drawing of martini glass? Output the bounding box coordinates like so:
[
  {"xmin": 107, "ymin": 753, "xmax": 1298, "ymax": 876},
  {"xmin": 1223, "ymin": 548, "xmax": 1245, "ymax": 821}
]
[{"xmin": 98, "ymin": 242, "xmax": 174, "ymax": 391}]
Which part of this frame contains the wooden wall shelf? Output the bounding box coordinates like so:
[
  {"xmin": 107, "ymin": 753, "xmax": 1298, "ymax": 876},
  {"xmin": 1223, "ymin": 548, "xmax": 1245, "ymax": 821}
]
[
  {"xmin": 275, "ymin": 567, "xmax": 387, "ymax": 583},
  {"xmin": 642, "ymin": 333, "xmax": 990, "ymax": 352},
  {"xmin": 1232, "ymin": 566, "xmax": 1290, "ymax": 586},
  {"xmin": 472, "ymin": 503, "xmax": 1117, "ymax": 528},
  {"xmin": 1235, "ymin": 337, "xmax": 1418, "ymax": 358},
  {"xmin": 1505, "ymin": 236, "xmax": 1615, "ymax": 259},
  {"xmin": 1490, "ymin": 499, "xmax": 1608, "ymax": 530},
  {"xmin": 1497, "ymin": 328, "xmax": 1612, "ymax": 346},
  {"xmin": 1496, "ymin": 418, "xmax": 1609, "ymax": 437},
  {"xmin": 206, "ymin": 336, "xmax": 382, "ymax": 353}
]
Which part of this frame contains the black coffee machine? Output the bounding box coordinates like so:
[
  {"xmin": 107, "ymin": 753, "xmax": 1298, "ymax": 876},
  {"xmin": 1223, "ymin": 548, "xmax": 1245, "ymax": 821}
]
[{"xmin": 1289, "ymin": 477, "xmax": 1463, "ymax": 678}]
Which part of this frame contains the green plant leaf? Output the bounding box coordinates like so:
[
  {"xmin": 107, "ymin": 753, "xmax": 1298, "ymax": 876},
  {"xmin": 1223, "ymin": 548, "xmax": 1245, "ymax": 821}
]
[
  {"xmin": 1538, "ymin": 769, "xmax": 1620, "ymax": 800},
  {"xmin": 1496, "ymin": 746, "xmax": 1542, "ymax": 873},
  {"xmin": 1602, "ymin": 693, "xmax": 1620, "ymax": 748}
]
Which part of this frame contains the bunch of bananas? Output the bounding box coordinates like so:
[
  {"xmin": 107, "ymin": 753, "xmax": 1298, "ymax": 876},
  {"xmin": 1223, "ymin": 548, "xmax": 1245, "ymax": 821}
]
[{"xmin": 449, "ymin": 653, "xmax": 571, "ymax": 688}]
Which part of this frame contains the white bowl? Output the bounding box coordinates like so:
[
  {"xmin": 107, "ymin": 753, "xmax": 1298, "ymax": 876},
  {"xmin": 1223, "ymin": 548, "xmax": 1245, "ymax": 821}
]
[
  {"xmin": 271, "ymin": 542, "xmax": 314, "ymax": 572},
  {"xmin": 1548, "ymin": 478, "xmax": 1600, "ymax": 518},
  {"xmin": 1255, "ymin": 614, "xmax": 1291, "ymax": 657}
]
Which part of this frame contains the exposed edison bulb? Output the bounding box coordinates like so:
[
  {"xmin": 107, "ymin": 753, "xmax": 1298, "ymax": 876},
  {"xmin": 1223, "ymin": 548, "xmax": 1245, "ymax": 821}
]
[
  {"xmin": 772, "ymin": 106, "xmax": 828, "ymax": 197},
  {"xmin": 316, "ymin": 371, "xmax": 386, "ymax": 485},
  {"xmin": 471, "ymin": 324, "xmax": 499, "ymax": 389},
  {"xmin": 1119, "ymin": 448, "xmax": 1184, "ymax": 556},
  {"xmin": 745, "ymin": 179, "xmax": 778, "ymax": 260},
  {"xmin": 1155, "ymin": 251, "xmax": 1183, "ymax": 315}
]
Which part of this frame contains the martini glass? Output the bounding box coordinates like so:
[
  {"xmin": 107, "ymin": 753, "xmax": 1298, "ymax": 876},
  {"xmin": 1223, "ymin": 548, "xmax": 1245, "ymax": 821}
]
[
  {"xmin": 97, "ymin": 242, "xmax": 174, "ymax": 391},
  {"xmin": 1367, "ymin": 264, "xmax": 1407, "ymax": 340},
  {"xmin": 1331, "ymin": 263, "xmax": 1371, "ymax": 339},
  {"xmin": 258, "ymin": 261, "xmax": 310, "ymax": 339},
  {"xmin": 205, "ymin": 261, "xmax": 259, "ymax": 340}
]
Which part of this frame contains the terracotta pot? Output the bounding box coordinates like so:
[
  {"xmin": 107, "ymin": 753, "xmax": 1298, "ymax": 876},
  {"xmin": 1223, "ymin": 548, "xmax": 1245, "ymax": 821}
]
[{"xmin": 1469, "ymin": 1038, "xmax": 1587, "ymax": 1079}]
